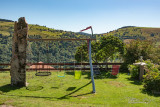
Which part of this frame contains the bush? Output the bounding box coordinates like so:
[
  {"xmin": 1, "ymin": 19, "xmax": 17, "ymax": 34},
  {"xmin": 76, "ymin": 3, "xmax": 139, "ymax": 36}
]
[
  {"xmin": 144, "ymin": 60, "xmax": 159, "ymax": 72},
  {"xmin": 128, "ymin": 60, "xmax": 159, "ymax": 80},
  {"xmin": 120, "ymin": 63, "xmax": 129, "ymax": 73},
  {"xmin": 128, "ymin": 64, "xmax": 139, "ymax": 79},
  {"xmin": 128, "ymin": 59, "xmax": 160, "ymax": 92},
  {"xmin": 143, "ymin": 60, "xmax": 160, "ymax": 92},
  {"xmin": 143, "ymin": 71, "xmax": 160, "ymax": 92}
]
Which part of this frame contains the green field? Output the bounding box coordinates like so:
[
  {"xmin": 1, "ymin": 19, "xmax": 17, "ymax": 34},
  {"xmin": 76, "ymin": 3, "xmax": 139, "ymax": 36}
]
[{"xmin": 0, "ymin": 71, "xmax": 159, "ymax": 107}]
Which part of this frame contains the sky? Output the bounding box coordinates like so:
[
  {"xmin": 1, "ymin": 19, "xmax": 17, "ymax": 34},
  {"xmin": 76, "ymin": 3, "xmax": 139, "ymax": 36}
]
[{"xmin": 0, "ymin": 0, "xmax": 160, "ymax": 34}]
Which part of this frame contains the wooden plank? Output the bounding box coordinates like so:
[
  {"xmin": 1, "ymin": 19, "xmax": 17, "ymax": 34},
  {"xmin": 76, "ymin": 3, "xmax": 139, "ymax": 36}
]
[
  {"xmin": 0, "ymin": 62, "xmax": 122, "ymax": 71},
  {"xmin": 27, "ymin": 68, "xmax": 90, "ymax": 70},
  {"xmin": 0, "ymin": 64, "xmax": 10, "ymax": 65},
  {"xmin": 0, "ymin": 68, "xmax": 112, "ymax": 71},
  {"xmin": 0, "ymin": 63, "xmax": 123, "ymax": 66},
  {"xmin": 0, "ymin": 69, "xmax": 10, "ymax": 71},
  {"xmin": 26, "ymin": 63, "xmax": 122, "ymax": 66},
  {"xmin": 27, "ymin": 68, "xmax": 109, "ymax": 71}
]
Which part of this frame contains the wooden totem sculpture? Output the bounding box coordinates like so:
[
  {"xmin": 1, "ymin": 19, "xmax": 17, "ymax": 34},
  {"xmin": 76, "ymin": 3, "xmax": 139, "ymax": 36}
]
[{"xmin": 10, "ymin": 17, "xmax": 28, "ymax": 87}]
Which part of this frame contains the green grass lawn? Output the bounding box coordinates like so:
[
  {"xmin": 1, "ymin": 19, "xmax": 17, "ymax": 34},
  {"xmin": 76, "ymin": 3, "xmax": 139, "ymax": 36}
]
[{"xmin": 0, "ymin": 71, "xmax": 159, "ymax": 107}]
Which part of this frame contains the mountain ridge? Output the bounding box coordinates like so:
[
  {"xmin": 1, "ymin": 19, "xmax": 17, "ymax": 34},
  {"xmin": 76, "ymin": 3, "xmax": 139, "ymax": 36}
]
[
  {"xmin": 0, "ymin": 18, "xmax": 160, "ymax": 41},
  {"xmin": 0, "ymin": 18, "xmax": 14, "ymax": 22},
  {"xmin": 100, "ymin": 26, "xmax": 160, "ymax": 42},
  {"xmin": 1, "ymin": 18, "xmax": 160, "ymax": 64}
]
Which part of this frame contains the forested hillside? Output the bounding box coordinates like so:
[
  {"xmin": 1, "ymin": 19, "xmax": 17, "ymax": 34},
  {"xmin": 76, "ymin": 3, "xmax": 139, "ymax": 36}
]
[
  {"xmin": 0, "ymin": 20, "xmax": 91, "ymax": 64},
  {"xmin": 100, "ymin": 26, "xmax": 160, "ymax": 43},
  {"xmin": 1, "ymin": 19, "xmax": 160, "ymax": 65}
]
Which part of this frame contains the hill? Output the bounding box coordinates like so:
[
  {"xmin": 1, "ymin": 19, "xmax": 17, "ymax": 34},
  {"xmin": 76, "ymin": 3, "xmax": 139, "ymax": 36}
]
[
  {"xmin": 0, "ymin": 18, "xmax": 14, "ymax": 22},
  {"xmin": 0, "ymin": 20, "xmax": 91, "ymax": 64},
  {"xmin": 100, "ymin": 26, "xmax": 160, "ymax": 43},
  {"xmin": 1, "ymin": 19, "xmax": 160, "ymax": 64},
  {"xmin": 0, "ymin": 20, "xmax": 91, "ymax": 39}
]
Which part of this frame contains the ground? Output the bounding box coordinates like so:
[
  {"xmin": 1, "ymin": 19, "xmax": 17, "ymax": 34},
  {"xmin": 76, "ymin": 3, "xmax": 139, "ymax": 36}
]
[{"xmin": 0, "ymin": 71, "xmax": 159, "ymax": 107}]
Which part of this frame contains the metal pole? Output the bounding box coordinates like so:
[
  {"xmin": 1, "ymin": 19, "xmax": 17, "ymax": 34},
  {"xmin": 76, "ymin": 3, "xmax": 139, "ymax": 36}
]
[
  {"xmin": 88, "ymin": 40, "xmax": 96, "ymax": 93},
  {"xmin": 79, "ymin": 26, "xmax": 96, "ymax": 93},
  {"xmin": 87, "ymin": 26, "xmax": 96, "ymax": 93},
  {"xmin": 90, "ymin": 27, "xmax": 93, "ymax": 38},
  {"xmin": 90, "ymin": 26, "xmax": 96, "ymax": 93}
]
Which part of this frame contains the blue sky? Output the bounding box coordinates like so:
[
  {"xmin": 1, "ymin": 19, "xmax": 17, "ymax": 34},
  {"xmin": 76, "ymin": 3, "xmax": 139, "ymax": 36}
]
[{"xmin": 0, "ymin": 0, "xmax": 160, "ymax": 34}]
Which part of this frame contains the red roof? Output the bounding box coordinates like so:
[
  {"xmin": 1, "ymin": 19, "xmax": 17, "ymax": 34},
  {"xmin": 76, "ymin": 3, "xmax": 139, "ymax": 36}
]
[{"xmin": 29, "ymin": 61, "xmax": 55, "ymax": 69}]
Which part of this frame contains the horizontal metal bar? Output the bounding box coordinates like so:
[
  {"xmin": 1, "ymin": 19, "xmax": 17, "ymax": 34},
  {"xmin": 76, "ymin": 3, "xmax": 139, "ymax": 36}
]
[{"xmin": 27, "ymin": 38, "xmax": 96, "ymax": 41}]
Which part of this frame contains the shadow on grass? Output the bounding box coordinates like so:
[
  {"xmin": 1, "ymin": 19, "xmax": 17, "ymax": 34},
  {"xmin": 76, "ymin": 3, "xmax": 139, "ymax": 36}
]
[
  {"xmin": 51, "ymin": 87, "xmax": 59, "ymax": 89},
  {"xmin": 0, "ymin": 81, "xmax": 93, "ymax": 101},
  {"xmin": 126, "ymin": 77, "xmax": 142, "ymax": 85},
  {"xmin": 4, "ymin": 94, "xmax": 57, "ymax": 99},
  {"xmin": 66, "ymin": 87, "xmax": 76, "ymax": 91},
  {"xmin": 65, "ymin": 71, "xmax": 118, "ymax": 80},
  {"xmin": 15, "ymin": 81, "xmax": 91, "ymax": 100},
  {"xmin": 69, "ymin": 92, "xmax": 92, "ymax": 97},
  {"xmin": 58, "ymin": 81, "xmax": 92, "ymax": 100},
  {"xmin": 84, "ymin": 71, "xmax": 118, "ymax": 79},
  {"xmin": 141, "ymin": 89, "xmax": 160, "ymax": 97},
  {"xmin": 0, "ymin": 84, "xmax": 22, "ymax": 92},
  {"xmin": 26, "ymin": 86, "xmax": 43, "ymax": 91},
  {"xmin": 66, "ymin": 71, "xmax": 90, "ymax": 76},
  {"xmin": 65, "ymin": 71, "xmax": 74, "ymax": 76}
]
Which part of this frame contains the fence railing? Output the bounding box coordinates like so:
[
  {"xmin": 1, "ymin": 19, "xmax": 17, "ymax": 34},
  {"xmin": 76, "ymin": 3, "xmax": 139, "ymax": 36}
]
[{"xmin": 0, "ymin": 63, "xmax": 122, "ymax": 72}]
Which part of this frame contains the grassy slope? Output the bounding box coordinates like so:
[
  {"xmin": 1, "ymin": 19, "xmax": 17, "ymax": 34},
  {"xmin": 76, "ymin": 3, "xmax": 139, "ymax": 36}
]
[
  {"xmin": 0, "ymin": 71, "xmax": 159, "ymax": 107},
  {"xmin": 0, "ymin": 21, "xmax": 89, "ymax": 64},
  {"xmin": 0, "ymin": 21, "xmax": 90, "ymax": 39},
  {"xmin": 1, "ymin": 20, "xmax": 160, "ymax": 40},
  {"xmin": 101, "ymin": 26, "xmax": 160, "ymax": 43}
]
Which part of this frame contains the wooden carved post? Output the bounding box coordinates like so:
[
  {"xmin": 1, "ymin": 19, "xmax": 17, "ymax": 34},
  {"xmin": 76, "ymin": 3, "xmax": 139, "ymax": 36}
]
[
  {"xmin": 133, "ymin": 62, "xmax": 146, "ymax": 81},
  {"xmin": 10, "ymin": 17, "xmax": 28, "ymax": 87}
]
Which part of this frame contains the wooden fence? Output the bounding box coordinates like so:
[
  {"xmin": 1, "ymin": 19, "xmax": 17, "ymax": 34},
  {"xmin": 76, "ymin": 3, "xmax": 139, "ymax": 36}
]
[{"xmin": 0, "ymin": 63, "xmax": 122, "ymax": 72}]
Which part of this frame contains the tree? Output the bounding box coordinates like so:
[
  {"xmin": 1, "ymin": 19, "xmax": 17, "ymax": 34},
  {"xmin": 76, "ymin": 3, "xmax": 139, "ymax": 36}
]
[
  {"xmin": 98, "ymin": 35, "xmax": 124, "ymax": 62},
  {"xmin": 121, "ymin": 39, "xmax": 155, "ymax": 72},
  {"xmin": 75, "ymin": 35, "xmax": 125, "ymax": 63},
  {"xmin": 124, "ymin": 39, "xmax": 154, "ymax": 65}
]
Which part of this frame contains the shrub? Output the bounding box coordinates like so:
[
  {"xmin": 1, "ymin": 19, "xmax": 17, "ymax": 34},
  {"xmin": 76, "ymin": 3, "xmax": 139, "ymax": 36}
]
[
  {"xmin": 128, "ymin": 64, "xmax": 139, "ymax": 79},
  {"xmin": 144, "ymin": 60, "xmax": 159, "ymax": 73},
  {"xmin": 128, "ymin": 60, "xmax": 159, "ymax": 80},
  {"xmin": 128, "ymin": 59, "xmax": 160, "ymax": 92},
  {"xmin": 143, "ymin": 71, "xmax": 160, "ymax": 92},
  {"xmin": 143, "ymin": 60, "xmax": 160, "ymax": 92},
  {"xmin": 120, "ymin": 63, "xmax": 129, "ymax": 73}
]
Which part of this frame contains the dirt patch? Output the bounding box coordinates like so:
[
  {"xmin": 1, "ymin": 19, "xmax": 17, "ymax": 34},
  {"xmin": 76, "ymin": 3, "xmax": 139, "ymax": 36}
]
[{"xmin": 108, "ymin": 81, "xmax": 126, "ymax": 87}]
